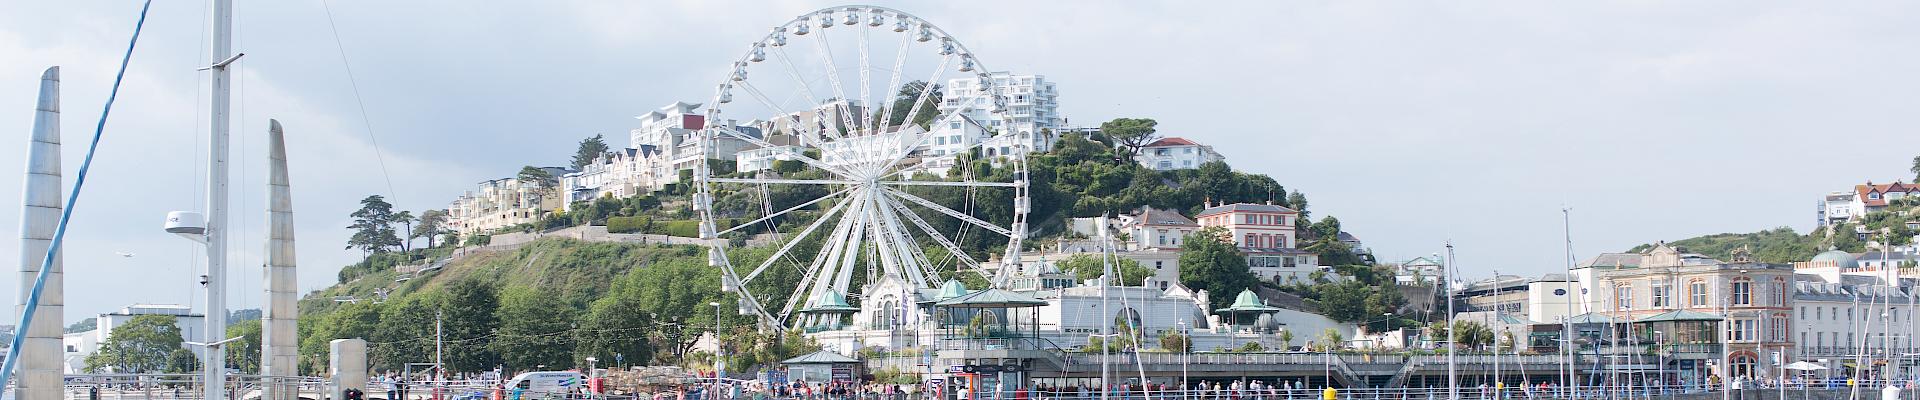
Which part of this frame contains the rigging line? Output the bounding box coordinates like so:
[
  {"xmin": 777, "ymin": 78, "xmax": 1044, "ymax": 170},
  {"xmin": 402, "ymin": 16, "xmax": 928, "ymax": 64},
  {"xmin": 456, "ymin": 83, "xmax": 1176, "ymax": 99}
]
[
  {"xmin": 188, "ymin": 0, "xmax": 211, "ymax": 308},
  {"xmin": 0, "ymin": 0, "xmax": 153, "ymax": 386},
  {"xmin": 319, "ymin": 0, "xmax": 400, "ymax": 202}
]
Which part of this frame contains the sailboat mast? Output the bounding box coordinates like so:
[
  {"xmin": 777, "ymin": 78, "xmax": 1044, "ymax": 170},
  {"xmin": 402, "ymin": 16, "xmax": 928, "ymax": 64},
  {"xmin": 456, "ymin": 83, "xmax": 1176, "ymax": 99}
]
[
  {"xmin": 1446, "ymin": 241, "xmax": 1458, "ymax": 400},
  {"xmin": 1562, "ymin": 207, "xmax": 1576, "ymax": 395},
  {"xmin": 202, "ymin": 1, "xmax": 235, "ymax": 400}
]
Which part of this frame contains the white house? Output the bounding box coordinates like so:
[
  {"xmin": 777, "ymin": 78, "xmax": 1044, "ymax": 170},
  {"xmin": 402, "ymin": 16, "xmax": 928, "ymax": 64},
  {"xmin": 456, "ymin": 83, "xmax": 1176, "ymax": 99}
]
[
  {"xmin": 1134, "ymin": 137, "xmax": 1224, "ymax": 171},
  {"xmin": 941, "ymin": 72, "xmax": 1060, "ymax": 154}
]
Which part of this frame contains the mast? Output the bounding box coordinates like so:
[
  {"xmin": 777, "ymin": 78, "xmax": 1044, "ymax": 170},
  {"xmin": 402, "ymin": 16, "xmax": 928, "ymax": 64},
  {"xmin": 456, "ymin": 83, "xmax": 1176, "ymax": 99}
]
[
  {"xmin": 12, "ymin": 66, "xmax": 62, "ymax": 400},
  {"xmin": 1446, "ymin": 241, "xmax": 1458, "ymax": 400},
  {"xmin": 1562, "ymin": 207, "xmax": 1576, "ymax": 395},
  {"xmin": 202, "ymin": 1, "xmax": 235, "ymax": 399},
  {"xmin": 262, "ymin": 120, "xmax": 299, "ymax": 400},
  {"xmin": 1493, "ymin": 270, "xmax": 1502, "ymax": 395},
  {"xmin": 1099, "ymin": 215, "xmax": 1111, "ymax": 400}
]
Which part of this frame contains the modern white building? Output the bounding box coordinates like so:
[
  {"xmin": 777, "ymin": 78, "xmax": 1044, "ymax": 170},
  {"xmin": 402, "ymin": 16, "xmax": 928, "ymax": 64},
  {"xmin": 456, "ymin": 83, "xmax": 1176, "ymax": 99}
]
[
  {"xmin": 1134, "ymin": 137, "xmax": 1224, "ymax": 171},
  {"xmin": 941, "ymin": 72, "xmax": 1060, "ymax": 154},
  {"xmin": 629, "ymin": 101, "xmax": 763, "ymax": 188},
  {"xmin": 63, "ymin": 304, "xmax": 207, "ymax": 373}
]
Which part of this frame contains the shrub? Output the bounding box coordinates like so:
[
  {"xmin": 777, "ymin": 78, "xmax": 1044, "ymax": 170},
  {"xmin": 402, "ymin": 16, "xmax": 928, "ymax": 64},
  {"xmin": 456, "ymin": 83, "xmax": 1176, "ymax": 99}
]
[{"xmin": 607, "ymin": 216, "xmax": 650, "ymax": 234}]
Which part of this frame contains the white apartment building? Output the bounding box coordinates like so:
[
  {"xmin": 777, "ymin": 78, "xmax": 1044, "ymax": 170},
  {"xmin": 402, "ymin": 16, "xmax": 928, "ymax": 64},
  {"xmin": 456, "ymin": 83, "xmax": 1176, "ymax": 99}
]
[
  {"xmin": 447, "ymin": 167, "xmax": 571, "ymax": 235},
  {"xmin": 1134, "ymin": 137, "xmax": 1225, "ymax": 171},
  {"xmin": 629, "ymin": 101, "xmax": 762, "ymax": 188},
  {"xmin": 561, "ymin": 147, "xmax": 660, "ymax": 210},
  {"xmin": 941, "ymin": 72, "xmax": 1060, "ymax": 154},
  {"xmin": 63, "ymin": 304, "xmax": 206, "ymax": 373}
]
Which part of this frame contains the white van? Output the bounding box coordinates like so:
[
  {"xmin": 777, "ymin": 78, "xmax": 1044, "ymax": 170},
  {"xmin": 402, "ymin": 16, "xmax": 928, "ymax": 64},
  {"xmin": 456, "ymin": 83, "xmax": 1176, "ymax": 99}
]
[{"xmin": 503, "ymin": 371, "xmax": 588, "ymax": 396}]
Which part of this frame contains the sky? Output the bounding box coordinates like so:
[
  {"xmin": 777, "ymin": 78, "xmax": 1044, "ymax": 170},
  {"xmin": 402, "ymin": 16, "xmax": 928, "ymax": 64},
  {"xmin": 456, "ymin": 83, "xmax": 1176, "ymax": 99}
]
[{"xmin": 2, "ymin": 1, "xmax": 1918, "ymax": 323}]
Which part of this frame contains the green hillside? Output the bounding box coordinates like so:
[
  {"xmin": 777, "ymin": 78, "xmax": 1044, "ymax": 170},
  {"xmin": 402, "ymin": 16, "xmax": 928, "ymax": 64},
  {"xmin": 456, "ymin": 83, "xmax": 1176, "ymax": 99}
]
[
  {"xmin": 292, "ymin": 124, "xmax": 1399, "ymax": 375},
  {"xmin": 1627, "ymin": 197, "xmax": 1918, "ymax": 262}
]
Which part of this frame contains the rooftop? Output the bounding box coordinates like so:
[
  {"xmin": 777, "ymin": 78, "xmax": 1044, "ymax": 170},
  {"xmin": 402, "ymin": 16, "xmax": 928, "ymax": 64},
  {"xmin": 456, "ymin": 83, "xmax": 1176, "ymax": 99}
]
[{"xmin": 1196, "ymin": 202, "xmax": 1298, "ymax": 218}]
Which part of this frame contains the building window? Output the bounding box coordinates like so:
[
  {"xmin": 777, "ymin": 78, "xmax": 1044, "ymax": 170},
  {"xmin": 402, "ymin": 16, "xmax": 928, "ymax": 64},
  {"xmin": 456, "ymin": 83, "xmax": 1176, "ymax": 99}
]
[
  {"xmin": 1615, "ymin": 286, "xmax": 1633, "ymax": 311},
  {"xmin": 1651, "ymin": 282, "xmax": 1671, "ymax": 308},
  {"xmin": 1770, "ymin": 314, "xmax": 1788, "ymax": 342},
  {"xmin": 1157, "ymin": 161, "xmax": 1171, "ymax": 169},
  {"xmin": 1690, "ymin": 281, "xmax": 1708, "ymax": 307},
  {"xmin": 1773, "ymin": 280, "xmax": 1787, "ymax": 306},
  {"xmin": 1730, "ymin": 319, "xmax": 1756, "ymax": 342},
  {"xmin": 1730, "ymin": 354, "xmax": 1756, "ymax": 378},
  {"xmin": 1154, "ymin": 261, "xmax": 1164, "ymax": 270},
  {"xmin": 1731, "ymin": 280, "xmax": 1752, "ymax": 306}
]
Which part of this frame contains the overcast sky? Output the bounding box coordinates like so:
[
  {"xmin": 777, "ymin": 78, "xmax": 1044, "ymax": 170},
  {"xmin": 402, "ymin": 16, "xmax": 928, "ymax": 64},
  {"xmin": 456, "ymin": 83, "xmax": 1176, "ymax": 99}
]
[{"xmin": 4, "ymin": 1, "xmax": 1918, "ymax": 322}]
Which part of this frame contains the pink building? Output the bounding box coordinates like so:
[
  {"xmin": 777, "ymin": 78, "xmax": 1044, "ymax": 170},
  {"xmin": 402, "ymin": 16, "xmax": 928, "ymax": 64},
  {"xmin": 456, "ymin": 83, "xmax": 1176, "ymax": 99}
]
[{"xmin": 1195, "ymin": 202, "xmax": 1299, "ymax": 249}]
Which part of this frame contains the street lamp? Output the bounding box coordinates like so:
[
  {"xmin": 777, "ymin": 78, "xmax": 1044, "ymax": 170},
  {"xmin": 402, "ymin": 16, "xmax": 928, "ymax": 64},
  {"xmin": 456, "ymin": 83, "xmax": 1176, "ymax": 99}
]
[{"xmin": 710, "ymin": 301, "xmax": 723, "ymax": 380}]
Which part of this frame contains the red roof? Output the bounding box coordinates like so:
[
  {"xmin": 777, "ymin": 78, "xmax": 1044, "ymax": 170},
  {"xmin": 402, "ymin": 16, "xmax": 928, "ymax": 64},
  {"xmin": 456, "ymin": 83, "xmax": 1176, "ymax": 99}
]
[
  {"xmin": 1856, "ymin": 181, "xmax": 1918, "ymax": 207},
  {"xmin": 1142, "ymin": 137, "xmax": 1198, "ymax": 148}
]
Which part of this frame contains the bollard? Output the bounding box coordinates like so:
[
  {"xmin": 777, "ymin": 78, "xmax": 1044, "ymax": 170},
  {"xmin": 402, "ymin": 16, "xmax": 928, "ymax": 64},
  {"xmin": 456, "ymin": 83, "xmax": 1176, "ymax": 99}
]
[{"xmin": 1323, "ymin": 386, "xmax": 1336, "ymax": 400}]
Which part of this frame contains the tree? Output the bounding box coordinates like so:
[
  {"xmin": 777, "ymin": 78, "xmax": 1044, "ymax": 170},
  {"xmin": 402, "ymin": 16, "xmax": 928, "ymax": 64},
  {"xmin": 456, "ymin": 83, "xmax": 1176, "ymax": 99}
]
[
  {"xmin": 1286, "ymin": 191, "xmax": 1310, "ymax": 221},
  {"xmin": 1178, "ymin": 226, "xmax": 1257, "ymax": 310},
  {"xmin": 1318, "ymin": 328, "xmax": 1346, "ymax": 350},
  {"xmin": 1101, "ymin": 118, "xmax": 1160, "ymax": 160},
  {"xmin": 1278, "ymin": 330, "xmax": 1295, "ymax": 349},
  {"xmin": 1158, "ymin": 330, "xmax": 1191, "ymax": 352},
  {"xmin": 85, "ymin": 314, "xmax": 186, "ymax": 373},
  {"xmin": 226, "ymin": 319, "xmax": 262, "ymax": 372},
  {"xmin": 1315, "ymin": 280, "xmax": 1373, "ymax": 322},
  {"xmin": 518, "ymin": 166, "xmax": 560, "ymax": 203},
  {"xmin": 370, "ymin": 297, "xmax": 434, "ymax": 371},
  {"xmin": 575, "ymin": 293, "xmax": 654, "ymax": 369},
  {"xmin": 1445, "ymin": 320, "xmax": 1495, "ymax": 350},
  {"xmin": 413, "ymin": 209, "xmax": 450, "ymax": 249},
  {"xmin": 1912, "ymin": 155, "xmax": 1920, "ymax": 182},
  {"xmin": 887, "ymin": 81, "xmax": 944, "ymax": 129},
  {"xmin": 1055, "ymin": 254, "xmax": 1156, "ymax": 286},
  {"xmin": 572, "ymin": 134, "xmax": 612, "ymax": 170},
  {"xmin": 394, "ymin": 210, "xmax": 417, "ymax": 252},
  {"xmin": 346, "ymin": 195, "xmax": 402, "ymax": 258},
  {"xmin": 438, "ymin": 279, "xmax": 502, "ymax": 372},
  {"xmin": 494, "ymin": 286, "xmax": 576, "ymax": 370}
]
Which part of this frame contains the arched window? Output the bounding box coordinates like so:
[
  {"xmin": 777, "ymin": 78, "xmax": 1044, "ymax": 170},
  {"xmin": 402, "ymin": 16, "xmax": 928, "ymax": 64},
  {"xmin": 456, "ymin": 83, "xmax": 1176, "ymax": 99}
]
[{"xmin": 1730, "ymin": 353, "xmax": 1757, "ymax": 378}]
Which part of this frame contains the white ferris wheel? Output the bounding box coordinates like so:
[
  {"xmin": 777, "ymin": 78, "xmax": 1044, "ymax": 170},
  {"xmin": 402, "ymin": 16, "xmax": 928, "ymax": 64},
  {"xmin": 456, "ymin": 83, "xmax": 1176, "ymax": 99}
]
[{"xmin": 694, "ymin": 6, "xmax": 1032, "ymax": 329}]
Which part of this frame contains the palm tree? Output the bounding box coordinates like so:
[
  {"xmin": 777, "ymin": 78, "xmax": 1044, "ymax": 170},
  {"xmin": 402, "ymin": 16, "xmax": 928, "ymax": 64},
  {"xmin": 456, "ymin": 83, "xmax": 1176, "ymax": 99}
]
[{"xmin": 394, "ymin": 210, "xmax": 416, "ymax": 252}]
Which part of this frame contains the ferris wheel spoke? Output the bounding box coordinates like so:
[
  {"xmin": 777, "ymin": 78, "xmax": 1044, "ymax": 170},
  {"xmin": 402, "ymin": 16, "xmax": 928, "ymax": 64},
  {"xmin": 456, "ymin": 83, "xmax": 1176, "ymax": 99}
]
[
  {"xmin": 885, "ymin": 196, "xmax": 990, "ymax": 280},
  {"xmin": 874, "ymin": 31, "xmax": 915, "ymax": 136},
  {"xmin": 708, "ymin": 177, "xmax": 859, "ymax": 186},
  {"xmin": 881, "ymin": 187, "xmax": 1013, "ymax": 237},
  {"xmin": 857, "ymin": 21, "xmax": 873, "ymax": 135},
  {"xmin": 740, "ymin": 192, "xmax": 854, "ymax": 283},
  {"xmin": 809, "ymin": 26, "xmax": 863, "ymax": 142},
  {"xmin": 711, "ymin": 126, "xmax": 854, "ymax": 178},
  {"xmin": 881, "ymin": 179, "xmax": 1019, "ymax": 188},
  {"xmin": 716, "ymin": 185, "xmax": 854, "ymax": 236},
  {"xmin": 791, "ymin": 196, "xmax": 864, "ymax": 318}
]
